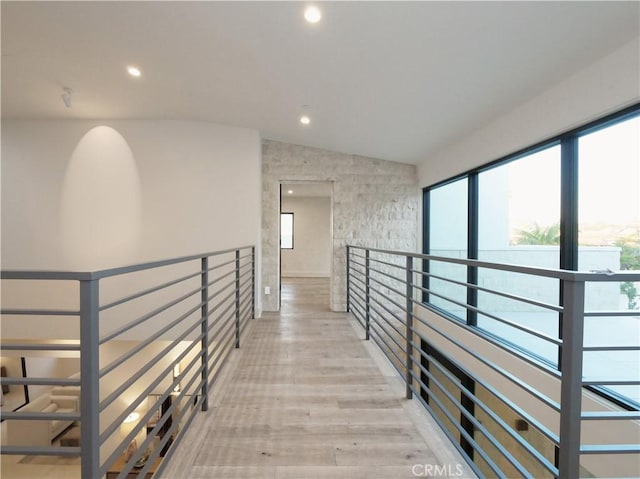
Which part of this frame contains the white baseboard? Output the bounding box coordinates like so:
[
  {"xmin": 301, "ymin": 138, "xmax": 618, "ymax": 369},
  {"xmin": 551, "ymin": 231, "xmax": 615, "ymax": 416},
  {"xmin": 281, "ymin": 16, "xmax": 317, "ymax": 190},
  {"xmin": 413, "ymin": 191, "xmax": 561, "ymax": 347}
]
[{"xmin": 281, "ymin": 272, "xmax": 330, "ymax": 278}]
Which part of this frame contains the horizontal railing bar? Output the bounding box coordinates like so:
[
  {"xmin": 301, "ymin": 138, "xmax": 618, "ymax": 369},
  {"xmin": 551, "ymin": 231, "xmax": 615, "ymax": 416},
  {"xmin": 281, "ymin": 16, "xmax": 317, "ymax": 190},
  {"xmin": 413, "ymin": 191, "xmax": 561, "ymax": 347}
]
[
  {"xmin": 407, "ymin": 328, "xmax": 560, "ymax": 445},
  {"xmin": 207, "ymin": 310, "xmax": 237, "ymax": 347},
  {"xmin": 207, "ymin": 257, "xmax": 237, "ymax": 272},
  {"xmin": 368, "ymin": 275, "xmax": 408, "ymax": 309},
  {"xmin": 409, "ymin": 363, "xmax": 538, "ymax": 476},
  {"xmin": 584, "ymin": 311, "xmax": 640, "ymax": 317},
  {"xmin": 0, "ymin": 343, "xmax": 80, "ymax": 351},
  {"xmin": 583, "ymin": 345, "xmax": 640, "ymax": 351},
  {"xmin": 349, "ymin": 252, "xmax": 367, "ymax": 261},
  {"xmin": 1, "ymin": 446, "xmax": 81, "ymax": 456},
  {"xmin": 413, "ymin": 284, "xmax": 562, "ymax": 346},
  {"xmin": 99, "ymin": 322, "xmax": 203, "ymax": 413},
  {"xmin": 100, "ymin": 301, "xmax": 203, "ymax": 377},
  {"xmin": 99, "ymin": 341, "xmax": 203, "ymax": 446},
  {"xmin": 349, "ymin": 259, "xmax": 366, "ymax": 271},
  {"xmin": 410, "ymin": 314, "xmax": 561, "ymax": 411},
  {"xmin": 368, "ymin": 265, "xmax": 408, "ymax": 289},
  {"xmin": 207, "ymin": 302, "xmax": 236, "ymax": 337},
  {"xmin": 417, "ymin": 301, "xmax": 562, "ymax": 379},
  {"xmin": 100, "ymin": 270, "xmax": 201, "ymax": 311},
  {"xmin": 207, "ymin": 334, "xmax": 235, "ymax": 387},
  {"xmin": 582, "ymin": 379, "xmax": 640, "ymax": 386},
  {"xmin": 368, "ymin": 288, "xmax": 406, "ymax": 325},
  {"xmin": 0, "ymin": 308, "xmax": 80, "ymax": 316},
  {"xmin": 581, "ymin": 411, "xmax": 640, "ymax": 420},
  {"xmin": 153, "ymin": 393, "xmax": 205, "ymax": 479},
  {"xmin": 367, "ymin": 300, "xmax": 406, "ymax": 339},
  {"xmin": 208, "ymin": 284, "xmax": 236, "ymax": 312},
  {"xmin": 207, "ymin": 267, "xmax": 237, "ymax": 288},
  {"xmin": 102, "ymin": 359, "xmax": 204, "ymax": 477},
  {"xmin": 1, "ymin": 271, "xmax": 91, "ymax": 280},
  {"xmin": 92, "ymin": 245, "xmax": 254, "ymax": 280},
  {"xmin": 580, "ymin": 445, "xmax": 640, "ymax": 454},
  {"xmin": 369, "ymin": 286, "xmax": 409, "ymax": 317},
  {"xmin": 406, "ymin": 376, "xmax": 507, "ymax": 478},
  {"xmin": 350, "ymin": 301, "xmax": 366, "ymax": 329},
  {"xmin": 410, "ymin": 342, "xmax": 559, "ymax": 472},
  {"xmin": 367, "ymin": 255, "xmax": 408, "ymax": 271},
  {"xmin": 408, "ymin": 383, "xmax": 486, "ymax": 478},
  {"xmin": 1, "ymin": 377, "xmax": 80, "ymax": 386},
  {"xmin": 368, "ymin": 310, "xmax": 408, "ymax": 356},
  {"xmin": 368, "ymin": 328, "xmax": 407, "ymax": 378},
  {"xmin": 417, "ymin": 269, "xmax": 564, "ymax": 313},
  {"xmin": 1, "ymin": 411, "xmax": 81, "ymax": 421},
  {"xmin": 99, "ymin": 285, "xmax": 203, "ymax": 344},
  {"xmin": 347, "ymin": 245, "xmax": 640, "ymax": 282}
]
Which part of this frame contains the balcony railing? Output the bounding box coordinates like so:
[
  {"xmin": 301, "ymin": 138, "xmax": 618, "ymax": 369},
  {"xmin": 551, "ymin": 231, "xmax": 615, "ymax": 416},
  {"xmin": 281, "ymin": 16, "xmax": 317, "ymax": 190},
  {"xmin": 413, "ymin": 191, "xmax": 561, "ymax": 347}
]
[
  {"xmin": 1, "ymin": 245, "xmax": 255, "ymax": 478},
  {"xmin": 346, "ymin": 245, "xmax": 640, "ymax": 479}
]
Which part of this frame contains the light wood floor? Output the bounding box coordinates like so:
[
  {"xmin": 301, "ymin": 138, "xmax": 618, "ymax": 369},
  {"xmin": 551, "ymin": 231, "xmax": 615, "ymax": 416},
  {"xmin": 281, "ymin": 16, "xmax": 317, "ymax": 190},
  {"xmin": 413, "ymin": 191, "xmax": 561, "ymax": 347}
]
[{"xmin": 161, "ymin": 278, "xmax": 473, "ymax": 479}]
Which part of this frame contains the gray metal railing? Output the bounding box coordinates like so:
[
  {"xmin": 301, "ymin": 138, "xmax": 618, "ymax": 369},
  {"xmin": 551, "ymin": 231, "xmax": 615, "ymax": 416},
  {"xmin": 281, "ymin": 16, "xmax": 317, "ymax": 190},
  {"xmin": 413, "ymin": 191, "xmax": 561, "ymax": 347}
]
[
  {"xmin": 347, "ymin": 245, "xmax": 640, "ymax": 479},
  {"xmin": 1, "ymin": 245, "xmax": 255, "ymax": 478}
]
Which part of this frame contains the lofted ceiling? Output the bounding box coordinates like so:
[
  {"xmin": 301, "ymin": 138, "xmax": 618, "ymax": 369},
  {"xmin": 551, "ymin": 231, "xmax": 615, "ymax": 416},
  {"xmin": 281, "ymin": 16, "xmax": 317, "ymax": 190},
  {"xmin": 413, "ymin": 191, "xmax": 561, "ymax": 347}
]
[{"xmin": 2, "ymin": 1, "xmax": 638, "ymax": 164}]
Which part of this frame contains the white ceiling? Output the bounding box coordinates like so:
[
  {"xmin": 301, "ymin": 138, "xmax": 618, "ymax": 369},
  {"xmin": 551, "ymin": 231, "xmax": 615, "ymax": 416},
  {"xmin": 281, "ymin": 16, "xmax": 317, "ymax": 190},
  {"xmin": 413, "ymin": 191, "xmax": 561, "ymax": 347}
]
[
  {"xmin": 282, "ymin": 182, "xmax": 332, "ymax": 198},
  {"xmin": 2, "ymin": 2, "xmax": 638, "ymax": 164}
]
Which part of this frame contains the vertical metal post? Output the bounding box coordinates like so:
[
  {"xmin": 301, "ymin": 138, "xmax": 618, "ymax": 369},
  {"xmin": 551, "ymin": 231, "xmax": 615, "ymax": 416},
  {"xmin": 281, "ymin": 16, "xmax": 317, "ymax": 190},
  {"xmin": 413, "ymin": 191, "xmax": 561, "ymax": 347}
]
[
  {"xmin": 79, "ymin": 279, "xmax": 100, "ymax": 479},
  {"xmin": 365, "ymin": 249, "xmax": 371, "ymax": 341},
  {"xmin": 201, "ymin": 257, "xmax": 209, "ymax": 412},
  {"xmin": 558, "ymin": 279, "xmax": 585, "ymax": 479},
  {"xmin": 405, "ymin": 256, "xmax": 414, "ymax": 400},
  {"xmin": 251, "ymin": 247, "xmax": 256, "ymax": 319},
  {"xmin": 235, "ymin": 250, "xmax": 241, "ymax": 348},
  {"xmin": 346, "ymin": 246, "xmax": 351, "ymax": 313}
]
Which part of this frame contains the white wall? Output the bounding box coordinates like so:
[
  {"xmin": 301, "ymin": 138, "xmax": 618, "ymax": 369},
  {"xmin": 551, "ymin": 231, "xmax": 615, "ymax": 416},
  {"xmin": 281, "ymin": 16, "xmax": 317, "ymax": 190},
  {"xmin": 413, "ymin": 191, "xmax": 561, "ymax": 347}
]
[
  {"xmin": 2, "ymin": 120, "xmax": 261, "ymax": 270},
  {"xmin": 281, "ymin": 196, "xmax": 331, "ymax": 277},
  {"xmin": 418, "ymin": 37, "xmax": 640, "ymax": 188},
  {"xmin": 1, "ymin": 120, "xmax": 263, "ymax": 339}
]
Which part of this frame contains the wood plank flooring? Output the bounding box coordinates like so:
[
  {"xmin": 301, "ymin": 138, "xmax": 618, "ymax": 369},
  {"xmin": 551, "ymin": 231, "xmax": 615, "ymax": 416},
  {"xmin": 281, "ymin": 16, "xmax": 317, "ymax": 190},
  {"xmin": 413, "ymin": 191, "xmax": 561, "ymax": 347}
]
[{"xmin": 161, "ymin": 278, "xmax": 472, "ymax": 479}]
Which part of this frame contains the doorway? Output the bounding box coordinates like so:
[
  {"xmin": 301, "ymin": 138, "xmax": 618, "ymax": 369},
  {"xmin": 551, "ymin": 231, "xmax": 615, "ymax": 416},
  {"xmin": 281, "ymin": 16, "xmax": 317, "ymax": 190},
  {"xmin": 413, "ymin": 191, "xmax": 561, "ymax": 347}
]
[{"xmin": 278, "ymin": 181, "xmax": 333, "ymax": 311}]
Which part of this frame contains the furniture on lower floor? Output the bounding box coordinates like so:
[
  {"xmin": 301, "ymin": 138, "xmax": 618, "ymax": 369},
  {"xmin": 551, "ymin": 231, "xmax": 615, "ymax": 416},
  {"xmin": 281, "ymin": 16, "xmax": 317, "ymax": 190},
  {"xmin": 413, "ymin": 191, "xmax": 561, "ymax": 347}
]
[{"xmin": 105, "ymin": 453, "xmax": 162, "ymax": 479}]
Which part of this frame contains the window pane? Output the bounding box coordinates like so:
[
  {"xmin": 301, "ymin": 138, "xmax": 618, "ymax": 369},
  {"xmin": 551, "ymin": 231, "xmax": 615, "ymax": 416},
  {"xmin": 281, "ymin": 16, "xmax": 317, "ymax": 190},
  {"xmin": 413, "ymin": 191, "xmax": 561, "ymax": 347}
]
[
  {"xmin": 578, "ymin": 116, "xmax": 640, "ymax": 406},
  {"xmin": 428, "ymin": 178, "xmax": 468, "ymax": 319},
  {"xmin": 477, "ymin": 146, "xmax": 561, "ymax": 365},
  {"xmin": 281, "ymin": 213, "xmax": 293, "ymax": 249}
]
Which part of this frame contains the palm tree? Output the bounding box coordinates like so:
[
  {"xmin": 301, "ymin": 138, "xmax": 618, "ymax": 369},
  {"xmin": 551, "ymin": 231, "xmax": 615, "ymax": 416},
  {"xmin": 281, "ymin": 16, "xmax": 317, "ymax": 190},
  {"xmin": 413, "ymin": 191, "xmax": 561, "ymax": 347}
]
[{"xmin": 515, "ymin": 223, "xmax": 560, "ymax": 245}]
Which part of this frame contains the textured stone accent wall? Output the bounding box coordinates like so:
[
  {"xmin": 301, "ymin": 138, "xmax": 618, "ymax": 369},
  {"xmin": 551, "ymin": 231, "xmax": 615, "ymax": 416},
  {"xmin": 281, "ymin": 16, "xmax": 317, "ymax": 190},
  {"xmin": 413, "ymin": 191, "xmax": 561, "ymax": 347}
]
[{"xmin": 262, "ymin": 140, "xmax": 419, "ymax": 311}]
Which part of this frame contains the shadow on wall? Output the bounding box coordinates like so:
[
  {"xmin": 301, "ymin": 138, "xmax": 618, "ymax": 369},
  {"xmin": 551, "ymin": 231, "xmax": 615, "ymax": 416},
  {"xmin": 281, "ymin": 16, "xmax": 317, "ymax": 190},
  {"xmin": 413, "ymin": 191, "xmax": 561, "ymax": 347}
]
[{"xmin": 60, "ymin": 126, "xmax": 142, "ymax": 270}]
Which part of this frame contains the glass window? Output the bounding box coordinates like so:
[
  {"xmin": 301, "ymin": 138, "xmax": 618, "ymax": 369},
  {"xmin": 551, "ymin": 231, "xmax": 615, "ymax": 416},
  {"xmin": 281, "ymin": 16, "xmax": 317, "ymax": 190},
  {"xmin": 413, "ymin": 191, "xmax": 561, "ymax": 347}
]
[
  {"xmin": 428, "ymin": 178, "xmax": 468, "ymax": 319},
  {"xmin": 280, "ymin": 212, "xmax": 293, "ymax": 249},
  {"xmin": 578, "ymin": 116, "xmax": 640, "ymax": 406},
  {"xmin": 477, "ymin": 146, "xmax": 561, "ymax": 365}
]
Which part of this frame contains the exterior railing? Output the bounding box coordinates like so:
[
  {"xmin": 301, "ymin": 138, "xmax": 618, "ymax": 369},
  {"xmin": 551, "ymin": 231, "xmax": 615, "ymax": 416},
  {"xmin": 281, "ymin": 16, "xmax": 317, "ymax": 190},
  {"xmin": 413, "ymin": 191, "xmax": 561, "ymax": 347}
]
[
  {"xmin": 346, "ymin": 245, "xmax": 640, "ymax": 479},
  {"xmin": 1, "ymin": 245, "xmax": 255, "ymax": 478}
]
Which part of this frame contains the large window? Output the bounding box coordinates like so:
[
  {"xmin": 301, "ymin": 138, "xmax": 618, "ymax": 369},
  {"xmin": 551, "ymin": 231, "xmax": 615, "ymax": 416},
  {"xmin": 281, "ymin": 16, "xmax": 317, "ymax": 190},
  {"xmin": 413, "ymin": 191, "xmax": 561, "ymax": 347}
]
[
  {"xmin": 477, "ymin": 145, "xmax": 561, "ymax": 364},
  {"xmin": 578, "ymin": 116, "xmax": 640, "ymax": 406},
  {"xmin": 423, "ymin": 105, "xmax": 640, "ymax": 408},
  {"xmin": 427, "ymin": 178, "xmax": 468, "ymax": 319}
]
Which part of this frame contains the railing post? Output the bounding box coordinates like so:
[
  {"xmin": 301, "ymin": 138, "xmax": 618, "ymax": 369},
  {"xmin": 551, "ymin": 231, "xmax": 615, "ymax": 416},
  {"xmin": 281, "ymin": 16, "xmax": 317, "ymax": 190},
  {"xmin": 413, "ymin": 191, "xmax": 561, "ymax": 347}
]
[
  {"xmin": 251, "ymin": 247, "xmax": 256, "ymax": 319},
  {"xmin": 346, "ymin": 246, "xmax": 351, "ymax": 313},
  {"xmin": 201, "ymin": 257, "xmax": 209, "ymax": 412},
  {"xmin": 79, "ymin": 279, "xmax": 100, "ymax": 479},
  {"xmin": 365, "ymin": 249, "xmax": 371, "ymax": 341},
  {"xmin": 235, "ymin": 249, "xmax": 241, "ymax": 348},
  {"xmin": 558, "ymin": 279, "xmax": 585, "ymax": 479},
  {"xmin": 405, "ymin": 256, "xmax": 414, "ymax": 400}
]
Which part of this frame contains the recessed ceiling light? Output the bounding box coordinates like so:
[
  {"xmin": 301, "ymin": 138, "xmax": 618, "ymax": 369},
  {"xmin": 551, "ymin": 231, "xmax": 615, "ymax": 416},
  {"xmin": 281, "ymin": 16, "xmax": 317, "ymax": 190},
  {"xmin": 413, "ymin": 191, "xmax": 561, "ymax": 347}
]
[
  {"xmin": 288, "ymin": 190, "xmax": 294, "ymax": 194},
  {"xmin": 304, "ymin": 6, "xmax": 322, "ymax": 23},
  {"xmin": 300, "ymin": 115, "xmax": 311, "ymax": 125},
  {"xmin": 127, "ymin": 66, "xmax": 141, "ymax": 77}
]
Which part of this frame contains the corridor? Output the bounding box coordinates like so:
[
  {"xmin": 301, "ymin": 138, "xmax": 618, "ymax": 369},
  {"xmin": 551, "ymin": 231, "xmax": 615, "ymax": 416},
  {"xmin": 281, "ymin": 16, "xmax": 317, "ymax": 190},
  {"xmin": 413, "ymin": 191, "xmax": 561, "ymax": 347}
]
[{"xmin": 161, "ymin": 278, "xmax": 471, "ymax": 479}]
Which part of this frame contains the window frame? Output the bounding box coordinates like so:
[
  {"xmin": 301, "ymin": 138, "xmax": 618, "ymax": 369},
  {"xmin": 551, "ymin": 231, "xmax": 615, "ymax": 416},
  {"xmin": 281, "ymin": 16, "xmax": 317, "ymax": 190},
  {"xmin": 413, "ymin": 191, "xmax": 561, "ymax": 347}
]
[{"xmin": 422, "ymin": 103, "xmax": 640, "ymax": 411}]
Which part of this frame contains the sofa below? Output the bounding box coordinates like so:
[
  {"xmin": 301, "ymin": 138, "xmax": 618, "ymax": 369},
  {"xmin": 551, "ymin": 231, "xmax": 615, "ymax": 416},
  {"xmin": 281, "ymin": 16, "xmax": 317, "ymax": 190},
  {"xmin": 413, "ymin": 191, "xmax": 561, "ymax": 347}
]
[{"xmin": 7, "ymin": 393, "xmax": 79, "ymax": 447}]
